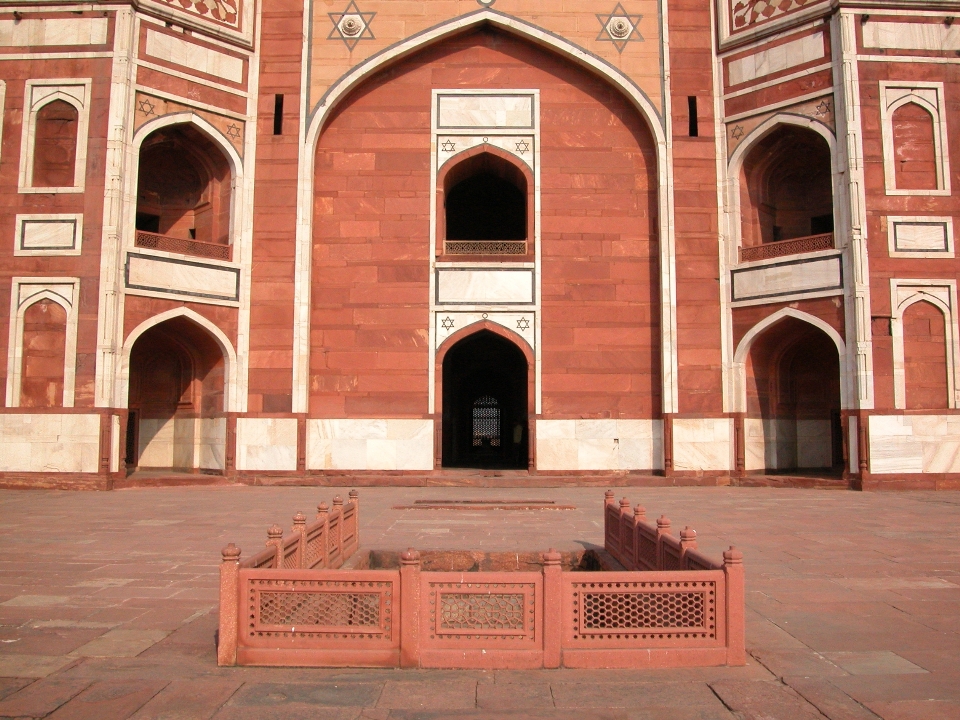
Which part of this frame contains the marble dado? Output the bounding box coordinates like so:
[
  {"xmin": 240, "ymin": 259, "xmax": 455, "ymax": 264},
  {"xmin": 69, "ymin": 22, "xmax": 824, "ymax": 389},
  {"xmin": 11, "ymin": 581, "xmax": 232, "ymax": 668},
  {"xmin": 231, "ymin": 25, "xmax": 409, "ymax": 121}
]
[
  {"xmin": 435, "ymin": 312, "xmax": 534, "ymax": 350},
  {"xmin": 436, "ymin": 268, "xmax": 534, "ymax": 305},
  {"xmin": 236, "ymin": 418, "xmax": 296, "ymax": 471},
  {"xmin": 0, "ymin": 17, "xmax": 108, "ymax": 47},
  {"xmin": 744, "ymin": 418, "xmax": 831, "ymax": 471},
  {"xmin": 139, "ymin": 417, "xmax": 225, "ymax": 471},
  {"xmin": 863, "ymin": 21, "xmax": 960, "ymax": 52},
  {"xmin": 0, "ymin": 414, "xmax": 99, "ymax": 473},
  {"xmin": 536, "ymin": 419, "xmax": 663, "ymax": 471},
  {"xmin": 731, "ymin": 253, "xmax": 842, "ymax": 304},
  {"xmin": 438, "ymin": 135, "xmax": 534, "ymax": 170},
  {"xmin": 727, "ymin": 32, "xmax": 824, "ymax": 86},
  {"xmin": 125, "ymin": 253, "xmax": 240, "ymax": 304},
  {"xmin": 307, "ymin": 419, "xmax": 434, "ymax": 471},
  {"xmin": 869, "ymin": 415, "xmax": 960, "ymax": 475},
  {"xmin": 143, "ymin": 29, "xmax": 245, "ymax": 84},
  {"xmin": 436, "ymin": 93, "xmax": 535, "ymax": 130},
  {"xmin": 672, "ymin": 418, "xmax": 734, "ymax": 472}
]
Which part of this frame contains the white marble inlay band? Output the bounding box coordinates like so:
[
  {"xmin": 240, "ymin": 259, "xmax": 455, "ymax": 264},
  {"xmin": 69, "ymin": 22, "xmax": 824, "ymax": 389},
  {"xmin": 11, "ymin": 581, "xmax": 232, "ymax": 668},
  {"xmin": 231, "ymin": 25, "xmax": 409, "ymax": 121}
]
[
  {"xmin": 437, "ymin": 135, "xmax": 534, "ymax": 170},
  {"xmin": 144, "ymin": 29, "xmax": 244, "ymax": 83},
  {"xmin": 0, "ymin": 18, "xmax": 108, "ymax": 47},
  {"xmin": 728, "ymin": 32, "xmax": 824, "ymax": 86},
  {"xmin": 435, "ymin": 312, "xmax": 534, "ymax": 350},
  {"xmin": 436, "ymin": 268, "xmax": 534, "ymax": 305},
  {"xmin": 125, "ymin": 253, "xmax": 239, "ymax": 301},
  {"xmin": 863, "ymin": 21, "xmax": 960, "ymax": 52},
  {"xmin": 307, "ymin": 419, "xmax": 434, "ymax": 470},
  {"xmin": 732, "ymin": 254, "xmax": 842, "ymax": 302},
  {"xmin": 437, "ymin": 94, "xmax": 535, "ymax": 129}
]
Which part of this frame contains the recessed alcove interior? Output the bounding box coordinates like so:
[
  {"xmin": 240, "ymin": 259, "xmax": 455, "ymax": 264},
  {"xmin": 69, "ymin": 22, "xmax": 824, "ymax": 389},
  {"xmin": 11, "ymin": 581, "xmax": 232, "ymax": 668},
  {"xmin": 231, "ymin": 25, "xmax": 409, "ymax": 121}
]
[
  {"xmin": 439, "ymin": 150, "xmax": 532, "ymax": 258},
  {"xmin": 739, "ymin": 125, "xmax": 834, "ymax": 247},
  {"xmin": 126, "ymin": 316, "xmax": 226, "ymax": 473},
  {"xmin": 32, "ymin": 99, "xmax": 79, "ymax": 188},
  {"xmin": 135, "ymin": 125, "xmax": 233, "ymax": 248},
  {"xmin": 744, "ymin": 317, "xmax": 842, "ymax": 472}
]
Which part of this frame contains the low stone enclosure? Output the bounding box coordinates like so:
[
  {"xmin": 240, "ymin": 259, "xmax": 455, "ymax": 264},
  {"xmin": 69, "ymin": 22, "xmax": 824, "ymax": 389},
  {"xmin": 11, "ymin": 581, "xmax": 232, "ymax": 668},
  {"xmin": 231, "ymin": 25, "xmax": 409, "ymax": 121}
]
[{"xmin": 217, "ymin": 490, "xmax": 745, "ymax": 669}]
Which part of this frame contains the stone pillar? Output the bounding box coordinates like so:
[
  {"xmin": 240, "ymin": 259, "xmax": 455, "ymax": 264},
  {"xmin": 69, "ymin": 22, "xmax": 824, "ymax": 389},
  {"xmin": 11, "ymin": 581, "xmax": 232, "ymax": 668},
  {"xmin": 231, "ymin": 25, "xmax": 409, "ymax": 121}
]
[
  {"xmin": 399, "ymin": 548, "xmax": 421, "ymax": 669},
  {"xmin": 723, "ymin": 546, "xmax": 746, "ymax": 666},
  {"xmin": 217, "ymin": 543, "xmax": 241, "ymax": 666},
  {"xmin": 542, "ymin": 549, "xmax": 562, "ymax": 669}
]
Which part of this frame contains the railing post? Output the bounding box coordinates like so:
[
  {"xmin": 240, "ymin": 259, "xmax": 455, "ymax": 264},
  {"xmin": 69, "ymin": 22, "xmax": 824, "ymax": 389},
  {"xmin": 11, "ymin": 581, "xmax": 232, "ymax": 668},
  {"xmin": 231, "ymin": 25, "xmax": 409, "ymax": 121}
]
[
  {"xmin": 603, "ymin": 490, "xmax": 617, "ymax": 557},
  {"xmin": 317, "ymin": 502, "xmax": 329, "ymax": 569},
  {"xmin": 217, "ymin": 543, "xmax": 241, "ymax": 666},
  {"xmin": 332, "ymin": 495, "xmax": 344, "ymax": 556},
  {"xmin": 293, "ymin": 512, "xmax": 307, "ymax": 569},
  {"xmin": 633, "ymin": 504, "xmax": 646, "ymax": 572},
  {"xmin": 680, "ymin": 526, "xmax": 697, "ymax": 569},
  {"xmin": 399, "ymin": 548, "xmax": 421, "ymax": 669},
  {"xmin": 266, "ymin": 525, "xmax": 283, "ymax": 568},
  {"xmin": 542, "ymin": 549, "xmax": 562, "ymax": 669},
  {"xmin": 618, "ymin": 497, "xmax": 631, "ymax": 566},
  {"xmin": 723, "ymin": 546, "xmax": 746, "ymax": 666},
  {"xmin": 656, "ymin": 515, "xmax": 671, "ymax": 571},
  {"xmin": 349, "ymin": 489, "xmax": 360, "ymax": 550}
]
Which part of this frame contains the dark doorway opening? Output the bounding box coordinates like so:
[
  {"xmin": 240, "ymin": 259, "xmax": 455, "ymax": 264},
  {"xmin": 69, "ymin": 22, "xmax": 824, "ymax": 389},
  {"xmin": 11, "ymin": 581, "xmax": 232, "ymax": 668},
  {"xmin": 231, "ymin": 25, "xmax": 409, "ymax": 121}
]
[
  {"xmin": 442, "ymin": 330, "xmax": 528, "ymax": 469},
  {"xmin": 445, "ymin": 153, "xmax": 527, "ymax": 241}
]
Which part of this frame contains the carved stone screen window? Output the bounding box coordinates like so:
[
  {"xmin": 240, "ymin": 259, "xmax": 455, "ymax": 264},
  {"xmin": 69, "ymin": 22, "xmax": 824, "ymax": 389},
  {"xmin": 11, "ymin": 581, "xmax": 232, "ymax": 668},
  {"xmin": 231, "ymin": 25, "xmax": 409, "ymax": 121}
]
[{"xmin": 472, "ymin": 395, "xmax": 501, "ymax": 447}]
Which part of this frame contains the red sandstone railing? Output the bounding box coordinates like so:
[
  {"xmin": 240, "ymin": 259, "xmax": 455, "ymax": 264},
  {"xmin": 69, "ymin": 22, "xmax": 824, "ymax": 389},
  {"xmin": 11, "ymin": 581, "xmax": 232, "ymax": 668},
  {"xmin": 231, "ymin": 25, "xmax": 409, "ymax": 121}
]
[
  {"xmin": 135, "ymin": 230, "xmax": 232, "ymax": 261},
  {"xmin": 739, "ymin": 232, "xmax": 834, "ymax": 263},
  {"xmin": 444, "ymin": 240, "xmax": 527, "ymax": 255},
  {"xmin": 217, "ymin": 490, "xmax": 745, "ymax": 669}
]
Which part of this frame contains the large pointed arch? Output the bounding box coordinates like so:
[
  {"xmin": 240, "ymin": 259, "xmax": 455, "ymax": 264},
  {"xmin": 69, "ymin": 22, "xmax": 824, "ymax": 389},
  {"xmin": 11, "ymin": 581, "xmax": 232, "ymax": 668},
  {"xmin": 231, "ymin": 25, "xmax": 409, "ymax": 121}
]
[
  {"xmin": 291, "ymin": 10, "xmax": 678, "ymax": 414},
  {"xmin": 117, "ymin": 307, "xmax": 238, "ymax": 412}
]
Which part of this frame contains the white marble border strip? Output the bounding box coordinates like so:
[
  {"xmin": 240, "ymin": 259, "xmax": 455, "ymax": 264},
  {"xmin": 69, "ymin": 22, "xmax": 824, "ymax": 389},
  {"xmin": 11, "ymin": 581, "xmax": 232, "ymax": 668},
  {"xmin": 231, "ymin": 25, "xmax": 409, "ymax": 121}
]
[
  {"xmin": 5, "ymin": 277, "xmax": 80, "ymax": 408},
  {"xmin": 14, "ymin": 213, "xmax": 83, "ymax": 256}
]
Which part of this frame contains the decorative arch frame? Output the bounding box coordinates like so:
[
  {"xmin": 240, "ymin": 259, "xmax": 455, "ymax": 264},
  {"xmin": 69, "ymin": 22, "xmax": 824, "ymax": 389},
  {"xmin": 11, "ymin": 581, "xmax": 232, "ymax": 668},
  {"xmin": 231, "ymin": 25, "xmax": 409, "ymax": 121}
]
[
  {"xmin": 436, "ymin": 144, "xmax": 535, "ymax": 259},
  {"xmin": 731, "ymin": 307, "xmax": 850, "ymax": 413},
  {"xmin": 19, "ymin": 79, "xmax": 92, "ymax": 192},
  {"xmin": 725, "ymin": 113, "xmax": 840, "ymax": 262},
  {"xmin": 889, "ymin": 279, "xmax": 960, "ymax": 410},
  {"xmin": 434, "ymin": 320, "xmax": 535, "ymax": 469},
  {"xmin": 116, "ymin": 307, "xmax": 239, "ymax": 412},
  {"xmin": 291, "ymin": 9, "xmax": 677, "ymax": 415},
  {"xmin": 879, "ymin": 82, "xmax": 950, "ymax": 196},
  {"xmin": 127, "ymin": 112, "xmax": 244, "ymax": 253},
  {"xmin": 6, "ymin": 279, "xmax": 80, "ymax": 409}
]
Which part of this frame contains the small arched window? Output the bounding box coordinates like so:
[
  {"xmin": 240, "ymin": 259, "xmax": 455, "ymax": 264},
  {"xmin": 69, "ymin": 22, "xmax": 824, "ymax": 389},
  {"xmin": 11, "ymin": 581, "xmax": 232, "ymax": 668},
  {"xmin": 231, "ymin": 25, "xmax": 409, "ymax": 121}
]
[
  {"xmin": 892, "ymin": 102, "xmax": 938, "ymax": 191},
  {"xmin": 32, "ymin": 99, "xmax": 79, "ymax": 188},
  {"xmin": 472, "ymin": 395, "xmax": 501, "ymax": 447},
  {"xmin": 20, "ymin": 299, "xmax": 67, "ymax": 408},
  {"xmin": 903, "ymin": 300, "xmax": 949, "ymax": 409}
]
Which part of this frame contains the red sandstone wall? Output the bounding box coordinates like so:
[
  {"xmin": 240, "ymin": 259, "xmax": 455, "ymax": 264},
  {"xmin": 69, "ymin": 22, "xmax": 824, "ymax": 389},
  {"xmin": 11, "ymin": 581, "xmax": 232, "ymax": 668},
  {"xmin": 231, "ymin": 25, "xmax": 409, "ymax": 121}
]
[{"xmin": 310, "ymin": 28, "xmax": 661, "ymax": 419}]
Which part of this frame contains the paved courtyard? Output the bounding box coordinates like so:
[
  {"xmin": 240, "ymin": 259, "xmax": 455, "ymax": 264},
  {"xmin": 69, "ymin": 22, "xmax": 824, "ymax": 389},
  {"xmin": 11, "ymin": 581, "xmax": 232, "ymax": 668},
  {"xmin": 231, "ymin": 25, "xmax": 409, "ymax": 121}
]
[{"xmin": 0, "ymin": 484, "xmax": 957, "ymax": 719}]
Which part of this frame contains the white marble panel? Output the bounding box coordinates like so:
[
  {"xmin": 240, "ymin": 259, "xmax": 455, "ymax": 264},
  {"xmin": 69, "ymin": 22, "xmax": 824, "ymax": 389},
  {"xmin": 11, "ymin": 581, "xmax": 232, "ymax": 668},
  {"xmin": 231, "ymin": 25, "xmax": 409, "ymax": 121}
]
[
  {"xmin": 436, "ymin": 269, "xmax": 534, "ymax": 305},
  {"xmin": 732, "ymin": 255, "xmax": 842, "ymax": 302},
  {"xmin": 863, "ymin": 22, "xmax": 960, "ymax": 51},
  {"xmin": 144, "ymin": 29, "xmax": 244, "ymax": 83},
  {"xmin": 535, "ymin": 420, "xmax": 576, "ymax": 440},
  {"xmin": 894, "ymin": 222, "xmax": 949, "ymax": 252},
  {"xmin": 534, "ymin": 419, "xmax": 662, "ymax": 470},
  {"xmin": 198, "ymin": 418, "xmax": 226, "ymax": 471},
  {"xmin": 672, "ymin": 418, "xmax": 733, "ymax": 471},
  {"xmin": 869, "ymin": 414, "xmax": 960, "ymax": 474},
  {"xmin": 743, "ymin": 418, "xmax": 770, "ymax": 471},
  {"xmin": 307, "ymin": 419, "xmax": 433, "ymax": 470},
  {"xmin": 535, "ymin": 438, "xmax": 578, "ymax": 471},
  {"xmin": 21, "ymin": 220, "xmax": 76, "ymax": 250},
  {"xmin": 437, "ymin": 94, "xmax": 534, "ymax": 129},
  {"xmin": 127, "ymin": 254, "xmax": 239, "ymax": 301},
  {"xmin": 435, "ymin": 312, "xmax": 534, "ymax": 350},
  {"xmin": 138, "ymin": 418, "xmax": 175, "ymax": 468},
  {"xmin": 437, "ymin": 135, "xmax": 534, "ymax": 170},
  {"xmin": 728, "ymin": 32, "xmax": 824, "ymax": 85},
  {"xmin": 0, "ymin": 18, "xmax": 108, "ymax": 46},
  {"xmin": 797, "ymin": 419, "xmax": 832, "ymax": 468},
  {"xmin": 0, "ymin": 413, "xmax": 99, "ymax": 473},
  {"xmin": 236, "ymin": 418, "xmax": 297, "ymax": 471}
]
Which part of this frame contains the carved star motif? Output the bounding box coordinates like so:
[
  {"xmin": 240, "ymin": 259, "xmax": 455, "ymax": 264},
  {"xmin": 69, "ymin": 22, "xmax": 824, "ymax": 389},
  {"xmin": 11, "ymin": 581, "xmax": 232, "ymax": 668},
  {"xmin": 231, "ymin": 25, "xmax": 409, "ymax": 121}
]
[
  {"xmin": 517, "ymin": 317, "xmax": 530, "ymax": 331},
  {"xmin": 731, "ymin": 124, "xmax": 745, "ymax": 140},
  {"xmin": 440, "ymin": 139, "xmax": 456, "ymax": 153},
  {"xmin": 441, "ymin": 316, "xmax": 455, "ymax": 331},
  {"xmin": 515, "ymin": 139, "xmax": 530, "ymax": 154},
  {"xmin": 137, "ymin": 98, "xmax": 156, "ymax": 116},
  {"xmin": 328, "ymin": 1, "xmax": 375, "ymax": 51},
  {"xmin": 815, "ymin": 99, "xmax": 832, "ymax": 117},
  {"xmin": 225, "ymin": 123, "xmax": 242, "ymax": 140},
  {"xmin": 596, "ymin": 3, "xmax": 644, "ymax": 53}
]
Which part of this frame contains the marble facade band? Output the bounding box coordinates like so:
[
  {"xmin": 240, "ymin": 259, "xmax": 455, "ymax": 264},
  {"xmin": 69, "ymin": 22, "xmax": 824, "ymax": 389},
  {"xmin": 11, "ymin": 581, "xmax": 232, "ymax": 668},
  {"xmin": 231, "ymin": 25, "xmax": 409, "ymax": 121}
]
[{"xmin": 0, "ymin": 1, "xmax": 959, "ymax": 490}]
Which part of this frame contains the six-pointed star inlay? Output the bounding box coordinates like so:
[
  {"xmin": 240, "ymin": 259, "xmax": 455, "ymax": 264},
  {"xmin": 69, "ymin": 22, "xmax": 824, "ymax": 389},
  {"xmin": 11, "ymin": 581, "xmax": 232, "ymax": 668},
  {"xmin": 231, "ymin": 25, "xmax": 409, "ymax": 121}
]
[
  {"xmin": 596, "ymin": 3, "xmax": 644, "ymax": 53},
  {"xmin": 328, "ymin": 1, "xmax": 376, "ymax": 51}
]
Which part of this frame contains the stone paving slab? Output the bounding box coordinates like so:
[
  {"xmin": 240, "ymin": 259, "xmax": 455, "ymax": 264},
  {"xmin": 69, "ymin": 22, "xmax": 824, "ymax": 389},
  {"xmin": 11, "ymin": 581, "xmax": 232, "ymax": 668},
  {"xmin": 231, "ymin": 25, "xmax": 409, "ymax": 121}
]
[{"xmin": 0, "ymin": 486, "xmax": 956, "ymax": 719}]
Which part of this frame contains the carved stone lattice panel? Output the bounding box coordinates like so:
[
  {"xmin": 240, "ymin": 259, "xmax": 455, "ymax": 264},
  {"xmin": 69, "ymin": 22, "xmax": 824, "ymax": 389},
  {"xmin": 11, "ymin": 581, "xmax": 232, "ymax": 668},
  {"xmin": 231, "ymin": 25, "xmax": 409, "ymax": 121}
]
[
  {"xmin": 571, "ymin": 581, "xmax": 716, "ymax": 640},
  {"xmin": 134, "ymin": 93, "xmax": 245, "ymax": 157},
  {"xmin": 247, "ymin": 578, "xmax": 392, "ymax": 638},
  {"xmin": 428, "ymin": 582, "xmax": 537, "ymax": 641},
  {"xmin": 729, "ymin": 0, "xmax": 828, "ymax": 37},
  {"xmin": 726, "ymin": 95, "xmax": 834, "ymax": 157},
  {"xmin": 153, "ymin": 0, "xmax": 241, "ymax": 30},
  {"xmin": 438, "ymin": 136, "xmax": 534, "ymax": 171}
]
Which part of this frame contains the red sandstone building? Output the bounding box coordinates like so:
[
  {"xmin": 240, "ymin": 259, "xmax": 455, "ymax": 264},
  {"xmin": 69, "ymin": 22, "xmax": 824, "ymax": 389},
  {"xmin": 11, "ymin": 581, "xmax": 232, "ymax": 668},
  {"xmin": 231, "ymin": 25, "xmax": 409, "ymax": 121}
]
[{"xmin": 0, "ymin": 0, "xmax": 957, "ymax": 489}]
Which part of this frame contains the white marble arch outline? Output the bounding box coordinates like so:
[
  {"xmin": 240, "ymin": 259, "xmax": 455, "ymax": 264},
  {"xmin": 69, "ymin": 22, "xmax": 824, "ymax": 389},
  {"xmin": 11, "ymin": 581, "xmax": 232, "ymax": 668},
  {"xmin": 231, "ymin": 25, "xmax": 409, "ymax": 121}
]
[
  {"xmin": 115, "ymin": 307, "xmax": 240, "ymax": 412},
  {"xmin": 292, "ymin": 8, "xmax": 678, "ymax": 415},
  {"xmin": 880, "ymin": 83, "xmax": 950, "ymax": 196},
  {"xmin": 889, "ymin": 280, "xmax": 960, "ymax": 410},
  {"xmin": 731, "ymin": 307, "xmax": 850, "ymax": 413},
  {"xmin": 18, "ymin": 79, "xmax": 92, "ymax": 193},
  {"xmin": 5, "ymin": 279, "xmax": 80, "ymax": 408},
  {"xmin": 126, "ymin": 111, "xmax": 244, "ymax": 254}
]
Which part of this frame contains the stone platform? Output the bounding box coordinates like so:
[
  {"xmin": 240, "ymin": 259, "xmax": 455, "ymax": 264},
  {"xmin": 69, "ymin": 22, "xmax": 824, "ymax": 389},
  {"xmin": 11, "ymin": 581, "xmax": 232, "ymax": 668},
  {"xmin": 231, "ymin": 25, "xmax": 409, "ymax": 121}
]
[{"xmin": 0, "ymin": 485, "xmax": 956, "ymax": 718}]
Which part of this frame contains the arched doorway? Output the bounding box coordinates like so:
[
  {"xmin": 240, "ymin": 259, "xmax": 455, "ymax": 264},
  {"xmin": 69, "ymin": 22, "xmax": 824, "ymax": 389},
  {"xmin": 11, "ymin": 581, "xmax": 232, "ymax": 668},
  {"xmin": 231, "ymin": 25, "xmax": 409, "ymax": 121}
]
[
  {"xmin": 744, "ymin": 317, "xmax": 843, "ymax": 473},
  {"xmin": 441, "ymin": 329, "xmax": 528, "ymax": 469},
  {"xmin": 126, "ymin": 316, "xmax": 226, "ymax": 474}
]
